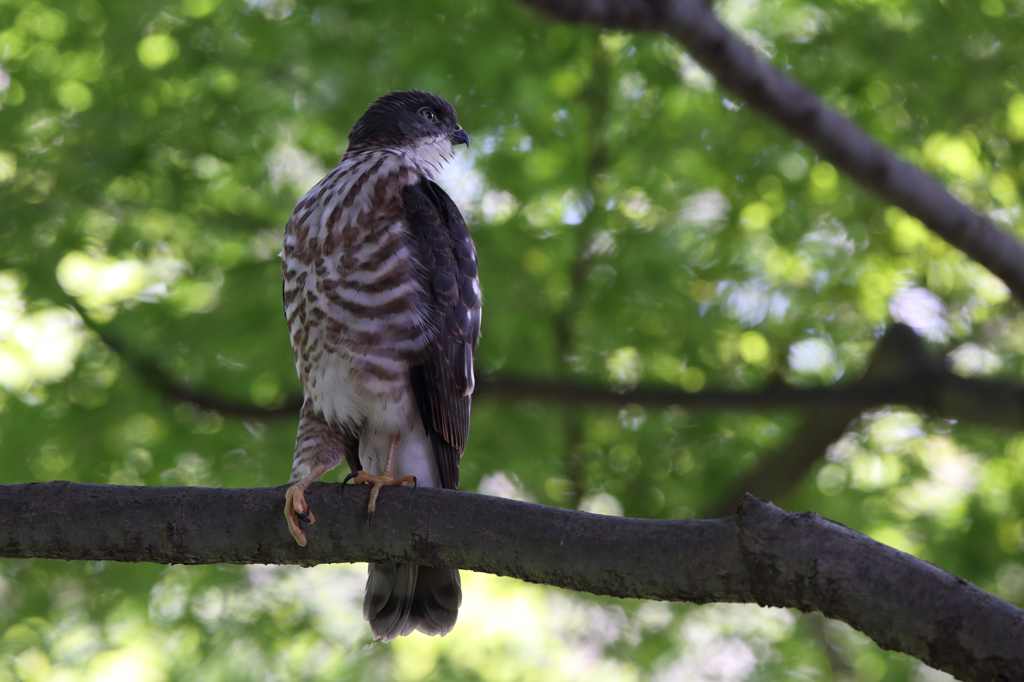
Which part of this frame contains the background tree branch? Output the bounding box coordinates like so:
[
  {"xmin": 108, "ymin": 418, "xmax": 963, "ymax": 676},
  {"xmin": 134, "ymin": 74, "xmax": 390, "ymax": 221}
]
[
  {"xmin": 515, "ymin": 0, "xmax": 1024, "ymax": 306},
  {"xmin": 1, "ymin": 482, "xmax": 1020, "ymax": 680},
  {"xmin": 706, "ymin": 324, "xmax": 936, "ymax": 516},
  {"xmin": 89, "ymin": 315, "xmax": 1024, "ymax": 430}
]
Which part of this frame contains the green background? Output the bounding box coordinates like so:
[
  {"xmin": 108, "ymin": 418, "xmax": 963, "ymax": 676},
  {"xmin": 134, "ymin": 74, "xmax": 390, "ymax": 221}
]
[{"xmin": 1, "ymin": 0, "xmax": 1022, "ymax": 678}]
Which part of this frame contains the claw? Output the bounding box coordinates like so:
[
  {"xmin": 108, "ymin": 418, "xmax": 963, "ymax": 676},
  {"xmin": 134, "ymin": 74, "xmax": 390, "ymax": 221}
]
[
  {"xmin": 342, "ymin": 472, "xmax": 358, "ymax": 488},
  {"xmin": 345, "ymin": 433, "xmax": 416, "ymax": 523},
  {"xmin": 284, "ymin": 484, "xmax": 314, "ymax": 547}
]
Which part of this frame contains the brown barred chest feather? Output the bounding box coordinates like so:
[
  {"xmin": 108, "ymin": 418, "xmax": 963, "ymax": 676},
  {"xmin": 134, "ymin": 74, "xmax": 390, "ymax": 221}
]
[{"xmin": 282, "ymin": 151, "xmax": 432, "ymax": 410}]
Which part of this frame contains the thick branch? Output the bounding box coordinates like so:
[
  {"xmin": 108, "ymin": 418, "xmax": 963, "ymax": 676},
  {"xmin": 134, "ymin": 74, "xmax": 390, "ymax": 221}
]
[
  {"xmin": 515, "ymin": 0, "xmax": 1024, "ymax": 306},
  {"xmin": 0, "ymin": 482, "xmax": 1020, "ymax": 679}
]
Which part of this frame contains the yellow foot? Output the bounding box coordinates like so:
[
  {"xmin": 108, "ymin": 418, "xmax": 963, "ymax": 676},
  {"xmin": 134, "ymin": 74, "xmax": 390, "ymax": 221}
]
[
  {"xmin": 345, "ymin": 470, "xmax": 416, "ymax": 518},
  {"xmin": 284, "ymin": 484, "xmax": 314, "ymax": 547}
]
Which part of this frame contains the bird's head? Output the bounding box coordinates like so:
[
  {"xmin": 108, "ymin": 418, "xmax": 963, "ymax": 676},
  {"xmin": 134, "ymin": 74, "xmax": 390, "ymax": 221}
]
[{"xmin": 347, "ymin": 90, "xmax": 469, "ymax": 176}]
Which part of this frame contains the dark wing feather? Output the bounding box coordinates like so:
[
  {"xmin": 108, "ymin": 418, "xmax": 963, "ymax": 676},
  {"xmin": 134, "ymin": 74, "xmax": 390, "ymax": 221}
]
[{"xmin": 403, "ymin": 179, "xmax": 481, "ymax": 491}]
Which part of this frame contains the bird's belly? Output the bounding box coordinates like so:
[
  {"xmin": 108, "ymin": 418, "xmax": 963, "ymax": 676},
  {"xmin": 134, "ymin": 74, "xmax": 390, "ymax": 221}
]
[
  {"xmin": 306, "ymin": 349, "xmax": 438, "ymax": 488},
  {"xmin": 305, "ymin": 352, "xmax": 369, "ymax": 431}
]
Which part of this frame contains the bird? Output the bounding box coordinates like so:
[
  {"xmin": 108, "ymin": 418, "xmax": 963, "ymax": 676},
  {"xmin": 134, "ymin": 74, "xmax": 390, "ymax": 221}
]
[{"xmin": 280, "ymin": 90, "xmax": 480, "ymax": 641}]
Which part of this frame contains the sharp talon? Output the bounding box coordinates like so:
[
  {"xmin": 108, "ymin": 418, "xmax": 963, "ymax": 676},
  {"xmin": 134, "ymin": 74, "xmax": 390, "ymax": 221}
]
[
  {"xmin": 285, "ymin": 484, "xmax": 314, "ymax": 546},
  {"xmin": 343, "ymin": 472, "xmax": 357, "ymax": 486},
  {"xmin": 411, "ymin": 475, "xmax": 418, "ymax": 491}
]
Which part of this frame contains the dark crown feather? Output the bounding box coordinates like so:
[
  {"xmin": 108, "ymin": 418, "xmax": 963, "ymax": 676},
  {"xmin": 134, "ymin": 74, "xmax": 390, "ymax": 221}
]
[{"xmin": 348, "ymin": 90, "xmax": 459, "ymax": 151}]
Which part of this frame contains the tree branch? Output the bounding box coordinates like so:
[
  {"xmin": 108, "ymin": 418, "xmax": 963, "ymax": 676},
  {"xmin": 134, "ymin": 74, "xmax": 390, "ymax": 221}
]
[
  {"xmin": 101, "ymin": 314, "xmax": 1024, "ymax": 430},
  {"xmin": 704, "ymin": 409, "xmax": 859, "ymax": 518},
  {"xmin": 96, "ymin": 328, "xmax": 297, "ymax": 419},
  {"xmin": 705, "ymin": 324, "xmax": 935, "ymax": 516},
  {"xmin": 109, "ymin": 353, "xmax": 1024, "ymax": 429},
  {"xmin": 514, "ymin": 0, "xmax": 1024, "ymax": 306},
  {"xmin": 1, "ymin": 482, "xmax": 1020, "ymax": 680}
]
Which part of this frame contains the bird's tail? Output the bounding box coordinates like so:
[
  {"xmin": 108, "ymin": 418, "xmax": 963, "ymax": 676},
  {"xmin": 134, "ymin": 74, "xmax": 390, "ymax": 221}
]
[{"xmin": 364, "ymin": 562, "xmax": 461, "ymax": 642}]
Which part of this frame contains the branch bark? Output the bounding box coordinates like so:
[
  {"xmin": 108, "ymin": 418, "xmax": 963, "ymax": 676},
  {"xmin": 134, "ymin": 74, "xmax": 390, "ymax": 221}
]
[
  {"xmin": 1, "ymin": 482, "xmax": 1020, "ymax": 680},
  {"xmin": 514, "ymin": 0, "xmax": 1024, "ymax": 307}
]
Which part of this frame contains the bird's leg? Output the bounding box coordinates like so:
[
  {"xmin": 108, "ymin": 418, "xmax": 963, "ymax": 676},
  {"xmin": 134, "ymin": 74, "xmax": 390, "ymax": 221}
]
[
  {"xmin": 346, "ymin": 434, "xmax": 416, "ymax": 520},
  {"xmin": 284, "ymin": 401, "xmax": 346, "ymax": 547},
  {"xmin": 284, "ymin": 462, "xmax": 336, "ymax": 547}
]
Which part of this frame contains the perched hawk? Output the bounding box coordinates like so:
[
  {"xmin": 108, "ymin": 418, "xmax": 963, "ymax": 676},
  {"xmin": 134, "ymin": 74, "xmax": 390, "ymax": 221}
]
[{"xmin": 280, "ymin": 90, "xmax": 480, "ymax": 641}]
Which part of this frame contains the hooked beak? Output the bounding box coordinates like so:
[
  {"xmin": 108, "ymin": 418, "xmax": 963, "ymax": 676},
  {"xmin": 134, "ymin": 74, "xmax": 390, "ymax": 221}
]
[{"xmin": 450, "ymin": 125, "xmax": 470, "ymax": 147}]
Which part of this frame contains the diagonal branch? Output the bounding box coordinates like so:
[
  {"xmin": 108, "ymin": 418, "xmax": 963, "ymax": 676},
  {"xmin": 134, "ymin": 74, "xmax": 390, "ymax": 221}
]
[
  {"xmin": 514, "ymin": 0, "xmax": 1024, "ymax": 306},
  {"xmin": 705, "ymin": 324, "xmax": 935, "ymax": 516},
  {"xmin": 96, "ymin": 329, "xmax": 297, "ymax": 419},
  {"xmin": 0, "ymin": 482, "xmax": 1021, "ymax": 680}
]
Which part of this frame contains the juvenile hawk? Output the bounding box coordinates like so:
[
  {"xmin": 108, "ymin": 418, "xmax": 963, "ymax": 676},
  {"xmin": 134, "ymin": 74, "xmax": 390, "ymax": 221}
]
[{"xmin": 281, "ymin": 90, "xmax": 480, "ymax": 641}]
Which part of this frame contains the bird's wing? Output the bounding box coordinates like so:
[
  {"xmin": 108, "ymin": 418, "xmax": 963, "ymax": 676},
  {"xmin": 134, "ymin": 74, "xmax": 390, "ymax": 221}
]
[{"xmin": 402, "ymin": 179, "xmax": 481, "ymax": 491}]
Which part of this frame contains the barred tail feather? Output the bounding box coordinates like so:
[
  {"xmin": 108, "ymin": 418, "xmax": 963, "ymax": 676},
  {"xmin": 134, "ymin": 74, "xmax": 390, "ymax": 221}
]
[
  {"xmin": 409, "ymin": 566, "xmax": 461, "ymax": 635},
  {"xmin": 364, "ymin": 563, "xmax": 461, "ymax": 642}
]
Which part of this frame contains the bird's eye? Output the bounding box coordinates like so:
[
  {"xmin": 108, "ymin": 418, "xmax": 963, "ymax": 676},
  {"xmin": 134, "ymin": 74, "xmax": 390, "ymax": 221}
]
[{"xmin": 418, "ymin": 107, "xmax": 437, "ymax": 122}]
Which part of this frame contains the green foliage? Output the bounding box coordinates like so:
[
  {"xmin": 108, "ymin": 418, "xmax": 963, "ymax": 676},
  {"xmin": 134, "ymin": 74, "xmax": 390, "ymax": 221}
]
[{"xmin": 1, "ymin": 0, "xmax": 1022, "ymax": 678}]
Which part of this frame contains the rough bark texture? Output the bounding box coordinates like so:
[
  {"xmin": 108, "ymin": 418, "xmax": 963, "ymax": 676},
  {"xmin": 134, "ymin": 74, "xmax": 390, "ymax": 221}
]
[
  {"xmin": 0, "ymin": 482, "xmax": 1021, "ymax": 680},
  {"xmin": 514, "ymin": 0, "xmax": 1024, "ymax": 307}
]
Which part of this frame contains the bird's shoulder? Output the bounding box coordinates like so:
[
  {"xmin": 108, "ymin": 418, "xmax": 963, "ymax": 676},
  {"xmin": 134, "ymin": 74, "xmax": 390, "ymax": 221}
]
[{"xmin": 401, "ymin": 180, "xmax": 473, "ymax": 256}]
